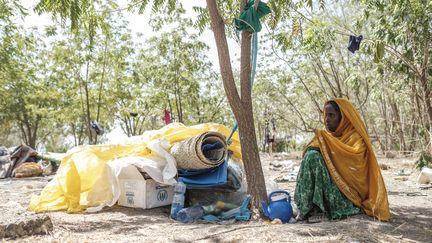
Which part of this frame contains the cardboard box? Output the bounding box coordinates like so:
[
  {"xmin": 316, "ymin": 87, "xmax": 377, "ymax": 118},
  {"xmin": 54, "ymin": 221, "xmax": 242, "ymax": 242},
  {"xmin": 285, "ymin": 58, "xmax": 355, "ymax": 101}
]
[{"xmin": 117, "ymin": 165, "xmax": 174, "ymax": 209}]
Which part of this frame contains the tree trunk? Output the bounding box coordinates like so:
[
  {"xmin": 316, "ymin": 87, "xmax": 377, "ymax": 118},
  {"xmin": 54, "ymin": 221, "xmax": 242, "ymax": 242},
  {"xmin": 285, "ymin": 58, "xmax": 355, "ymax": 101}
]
[
  {"xmin": 127, "ymin": 116, "xmax": 133, "ymax": 136},
  {"xmin": 18, "ymin": 123, "xmax": 28, "ymax": 146},
  {"xmin": 417, "ymin": 39, "xmax": 431, "ymax": 151},
  {"xmin": 95, "ymin": 37, "xmax": 109, "ymax": 144},
  {"xmin": 407, "ymin": 112, "xmax": 417, "ymax": 153},
  {"xmin": 411, "ymin": 80, "xmax": 429, "ymax": 146},
  {"xmin": 136, "ymin": 114, "xmax": 147, "ymax": 135},
  {"xmin": 29, "ymin": 115, "xmax": 40, "ymax": 149},
  {"xmin": 206, "ymin": 0, "xmax": 267, "ymax": 211},
  {"xmin": 83, "ymin": 60, "xmax": 94, "ymax": 144},
  {"xmin": 17, "ymin": 111, "xmax": 38, "ymax": 149},
  {"xmin": 390, "ymin": 99, "xmax": 406, "ymax": 152},
  {"xmin": 378, "ymin": 93, "xmax": 389, "ymax": 151},
  {"xmin": 257, "ymin": 121, "xmax": 264, "ymax": 151},
  {"xmin": 78, "ymin": 120, "xmax": 85, "ymax": 145},
  {"xmin": 371, "ymin": 124, "xmax": 385, "ymax": 154},
  {"xmin": 420, "ymin": 74, "xmax": 432, "ymax": 127},
  {"xmin": 71, "ymin": 123, "xmax": 78, "ymax": 146},
  {"xmin": 237, "ymin": 106, "xmax": 267, "ymax": 206},
  {"xmin": 196, "ymin": 104, "xmax": 202, "ymax": 123},
  {"xmin": 420, "ymin": 40, "xmax": 431, "ymax": 126},
  {"xmin": 166, "ymin": 93, "xmax": 174, "ymax": 122},
  {"xmin": 178, "ymin": 87, "xmax": 184, "ymax": 123}
]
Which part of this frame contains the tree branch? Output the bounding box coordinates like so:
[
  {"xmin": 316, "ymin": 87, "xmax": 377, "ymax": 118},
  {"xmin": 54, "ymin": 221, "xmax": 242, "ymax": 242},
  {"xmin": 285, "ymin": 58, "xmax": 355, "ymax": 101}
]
[{"xmin": 315, "ymin": 59, "xmax": 338, "ymax": 98}]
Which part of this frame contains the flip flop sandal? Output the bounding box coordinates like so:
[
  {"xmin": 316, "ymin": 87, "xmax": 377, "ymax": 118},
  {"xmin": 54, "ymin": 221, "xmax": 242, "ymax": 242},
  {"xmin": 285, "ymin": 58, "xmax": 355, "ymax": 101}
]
[{"xmin": 307, "ymin": 214, "xmax": 329, "ymax": 224}]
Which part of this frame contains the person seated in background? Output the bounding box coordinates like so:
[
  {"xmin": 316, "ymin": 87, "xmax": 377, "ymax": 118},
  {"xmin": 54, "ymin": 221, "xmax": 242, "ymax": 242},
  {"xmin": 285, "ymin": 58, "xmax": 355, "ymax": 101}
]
[{"xmin": 294, "ymin": 98, "xmax": 390, "ymax": 222}]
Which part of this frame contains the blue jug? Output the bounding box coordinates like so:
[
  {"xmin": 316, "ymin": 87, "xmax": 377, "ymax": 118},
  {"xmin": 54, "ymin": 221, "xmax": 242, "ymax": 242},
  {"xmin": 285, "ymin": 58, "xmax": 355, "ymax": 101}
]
[{"xmin": 261, "ymin": 190, "xmax": 293, "ymax": 223}]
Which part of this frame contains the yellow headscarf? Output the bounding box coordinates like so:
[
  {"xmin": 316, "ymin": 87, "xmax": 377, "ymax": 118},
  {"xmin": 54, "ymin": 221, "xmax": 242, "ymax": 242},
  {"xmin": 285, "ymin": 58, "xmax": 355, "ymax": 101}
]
[{"xmin": 308, "ymin": 98, "xmax": 390, "ymax": 221}]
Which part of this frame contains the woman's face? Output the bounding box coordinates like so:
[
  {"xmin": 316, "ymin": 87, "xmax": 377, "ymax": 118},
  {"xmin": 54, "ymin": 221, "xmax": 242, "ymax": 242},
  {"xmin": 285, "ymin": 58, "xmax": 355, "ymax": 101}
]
[{"xmin": 325, "ymin": 103, "xmax": 341, "ymax": 132}]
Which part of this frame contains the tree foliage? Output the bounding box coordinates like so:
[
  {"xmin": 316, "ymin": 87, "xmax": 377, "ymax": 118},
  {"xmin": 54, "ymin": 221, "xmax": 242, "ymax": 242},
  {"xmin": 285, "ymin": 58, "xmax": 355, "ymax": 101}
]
[
  {"xmin": 0, "ymin": 0, "xmax": 235, "ymax": 149},
  {"xmin": 0, "ymin": 0, "xmax": 430, "ymax": 163}
]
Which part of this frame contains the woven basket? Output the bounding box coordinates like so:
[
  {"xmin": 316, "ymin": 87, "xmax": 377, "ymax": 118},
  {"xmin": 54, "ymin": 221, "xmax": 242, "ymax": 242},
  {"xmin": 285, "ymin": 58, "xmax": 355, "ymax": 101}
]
[{"xmin": 170, "ymin": 132, "xmax": 227, "ymax": 170}]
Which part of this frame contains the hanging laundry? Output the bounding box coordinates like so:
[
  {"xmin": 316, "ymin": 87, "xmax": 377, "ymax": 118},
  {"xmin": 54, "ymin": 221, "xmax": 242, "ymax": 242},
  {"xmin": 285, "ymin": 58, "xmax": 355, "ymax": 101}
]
[
  {"xmin": 234, "ymin": 0, "xmax": 271, "ymax": 33},
  {"xmin": 91, "ymin": 121, "xmax": 104, "ymax": 135},
  {"xmin": 348, "ymin": 35, "xmax": 363, "ymax": 53},
  {"xmin": 164, "ymin": 110, "xmax": 172, "ymax": 125}
]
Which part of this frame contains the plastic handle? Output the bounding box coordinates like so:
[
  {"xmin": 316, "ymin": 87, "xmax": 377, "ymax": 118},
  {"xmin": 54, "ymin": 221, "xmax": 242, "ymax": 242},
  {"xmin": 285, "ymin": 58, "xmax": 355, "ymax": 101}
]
[{"xmin": 268, "ymin": 190, "xmax": 291, "ymax": 203}]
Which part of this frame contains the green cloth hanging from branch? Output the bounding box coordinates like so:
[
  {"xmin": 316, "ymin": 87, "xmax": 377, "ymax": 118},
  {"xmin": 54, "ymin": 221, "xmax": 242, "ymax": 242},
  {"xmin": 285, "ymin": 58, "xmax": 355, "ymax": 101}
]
[{"xmin": 234, "ymin": 0, "xmax": 271, "ymax": 33}]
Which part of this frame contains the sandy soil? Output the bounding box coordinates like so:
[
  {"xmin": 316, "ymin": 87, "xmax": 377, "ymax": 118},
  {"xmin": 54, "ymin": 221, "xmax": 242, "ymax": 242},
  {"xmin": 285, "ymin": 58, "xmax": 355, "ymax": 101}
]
[{"xmin": 1, "ymin": 153, "xmax": 431, "ymax": 242}]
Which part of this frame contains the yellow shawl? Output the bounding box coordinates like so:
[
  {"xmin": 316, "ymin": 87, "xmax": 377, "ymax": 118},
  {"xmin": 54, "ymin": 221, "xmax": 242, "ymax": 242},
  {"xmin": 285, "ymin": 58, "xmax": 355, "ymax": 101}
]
[{"xmin": 308, "ymin": 98, "xmax": 390, "ymax": 221}]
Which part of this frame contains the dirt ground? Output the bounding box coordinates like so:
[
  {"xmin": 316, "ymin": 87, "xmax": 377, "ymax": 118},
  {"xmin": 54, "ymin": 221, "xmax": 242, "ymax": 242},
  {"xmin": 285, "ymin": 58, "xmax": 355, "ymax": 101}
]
[{"xmin": 1, "ymin": 153, "xmax": 431, "ymax": 242}]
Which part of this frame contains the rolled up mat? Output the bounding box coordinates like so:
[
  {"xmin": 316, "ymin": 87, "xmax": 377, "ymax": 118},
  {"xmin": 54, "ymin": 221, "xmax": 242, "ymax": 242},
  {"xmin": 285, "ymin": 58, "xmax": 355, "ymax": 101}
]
[{"xmin": 170, "ymin": 132, "xmax": 227, "ymax": 170}]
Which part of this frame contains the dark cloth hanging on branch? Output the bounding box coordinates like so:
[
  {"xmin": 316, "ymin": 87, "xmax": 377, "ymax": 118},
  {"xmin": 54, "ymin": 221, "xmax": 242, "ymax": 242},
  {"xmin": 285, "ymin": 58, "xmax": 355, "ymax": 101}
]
[
  {"xmin": 348, "ymin": 35, "xmax": 363, "ymax": 53},
  {"xmin": 234, "ymin": 0, "xmax": 271, "ymax": 33},
  {"xmin": 91, "ymin": 121, "xmax": 104, "ymax": 135}
]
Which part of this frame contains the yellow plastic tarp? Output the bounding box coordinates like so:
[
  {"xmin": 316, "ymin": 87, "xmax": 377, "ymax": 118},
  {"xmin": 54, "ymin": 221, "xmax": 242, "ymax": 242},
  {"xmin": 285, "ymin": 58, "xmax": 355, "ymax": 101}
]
[{"xmin": 29, "ymin": 123, "xmax": 241, "ymax": 213}]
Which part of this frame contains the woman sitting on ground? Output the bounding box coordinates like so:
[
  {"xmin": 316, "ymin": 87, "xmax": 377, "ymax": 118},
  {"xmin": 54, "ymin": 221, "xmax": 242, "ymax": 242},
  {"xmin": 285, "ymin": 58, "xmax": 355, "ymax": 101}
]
[{"xmin": 294, "ymin": 98, "xmax": 390, "ymax": 221}]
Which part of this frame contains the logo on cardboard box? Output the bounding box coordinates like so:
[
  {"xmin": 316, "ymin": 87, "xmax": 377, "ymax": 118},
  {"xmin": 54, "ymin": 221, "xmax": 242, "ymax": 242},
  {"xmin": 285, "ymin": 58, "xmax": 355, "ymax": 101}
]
[
  {"xmin": 157, "ymin": 189, "xmax": 168, "ymax": 201},
  {"xmin": 127, "ymin": 196, "xmax": 134, "ymax": 205},
  {"xmin": 125, "ymin": 191, "xmax": 135, "ymax": 205}
]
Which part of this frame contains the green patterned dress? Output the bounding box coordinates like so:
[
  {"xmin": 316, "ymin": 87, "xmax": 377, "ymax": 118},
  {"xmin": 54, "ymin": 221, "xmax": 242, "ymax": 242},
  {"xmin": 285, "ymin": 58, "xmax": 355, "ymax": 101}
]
[{"xmin": 294, "ymin": 148, "xmax": 361, "ymax": 220}]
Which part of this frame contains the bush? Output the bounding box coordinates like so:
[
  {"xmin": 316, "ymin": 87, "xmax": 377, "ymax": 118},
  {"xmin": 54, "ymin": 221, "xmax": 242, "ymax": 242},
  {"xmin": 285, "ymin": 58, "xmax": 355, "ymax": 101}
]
[{"xmin": 415, "ymin": 151, "xmax": 432, "ymax": 170}]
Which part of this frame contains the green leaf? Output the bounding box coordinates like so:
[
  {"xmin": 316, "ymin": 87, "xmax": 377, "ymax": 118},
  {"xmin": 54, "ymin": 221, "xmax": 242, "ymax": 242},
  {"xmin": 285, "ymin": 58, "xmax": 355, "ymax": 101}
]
[
  {"xmin": 292, "ymin": 16, "xmax": 300, "ymax": 37},
  {"xmin": 319, "ymin": 0, "xmax": 325, "ymax": 10},
  {"xmin": 374, "ymin": 40, "xmax": 385, "ymax": 63}
]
